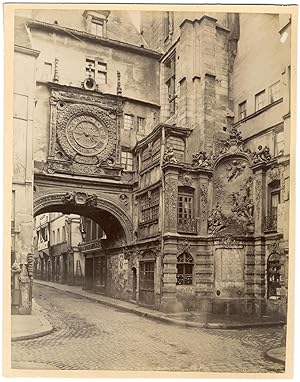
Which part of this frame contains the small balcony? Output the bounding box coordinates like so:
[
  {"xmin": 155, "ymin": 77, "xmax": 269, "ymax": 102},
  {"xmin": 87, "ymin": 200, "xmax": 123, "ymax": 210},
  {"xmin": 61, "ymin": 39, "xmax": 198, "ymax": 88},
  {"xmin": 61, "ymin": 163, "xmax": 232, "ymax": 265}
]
[
  {"xmin": 177, "ymin": 218, "xmax": 198, "ymax": 234},
  {"xmin": 264, "ymin": 214, "xmax": 278, "ymax": 233}
]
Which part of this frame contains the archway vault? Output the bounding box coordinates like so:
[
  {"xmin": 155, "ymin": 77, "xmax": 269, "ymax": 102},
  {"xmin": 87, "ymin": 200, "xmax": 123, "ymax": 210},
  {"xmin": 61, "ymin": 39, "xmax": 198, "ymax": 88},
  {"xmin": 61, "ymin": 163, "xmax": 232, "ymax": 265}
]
[{"xmin": 33, "ymin": 189, "xmax": 133, "ymax": 245}]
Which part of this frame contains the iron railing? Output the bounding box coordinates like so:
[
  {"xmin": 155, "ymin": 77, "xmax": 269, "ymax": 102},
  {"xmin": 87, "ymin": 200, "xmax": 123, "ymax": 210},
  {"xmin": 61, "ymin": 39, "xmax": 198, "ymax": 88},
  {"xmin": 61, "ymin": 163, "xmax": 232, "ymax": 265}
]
[
  {"xmin": 264, "ymin": 214, "xmax": 278, "ymax": 232},
  {"xmin": 177, "ymin": 218, "xmax": 198, "ymax": 234}
]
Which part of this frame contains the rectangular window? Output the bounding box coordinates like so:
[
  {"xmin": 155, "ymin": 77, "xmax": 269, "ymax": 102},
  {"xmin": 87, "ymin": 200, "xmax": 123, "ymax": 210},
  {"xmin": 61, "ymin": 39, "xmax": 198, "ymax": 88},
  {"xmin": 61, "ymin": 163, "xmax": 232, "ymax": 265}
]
[
  {"xmin": 271, "ymin": 190, "xmax": 280, "ymax": 219},
  {"xmin": 52, "ymin": 230, "xmax": 56, "ymax": 244},
  {"xmin": 165, "ymin": 52, "xmax": 176, "ymax": 116},
  {"xmin": 274, "ymin": 130, "xmax": 285, "ymax": 156},
  {"xmin": 178, "ymin": 194, "xmax": 193, "ymax": 220},
  {"xmin": 137, "ymin": 116, "xmax": 145, "ymax": 134},
  {"xmin": 270, "ymin": 81, "xmax": 281, "ymax": 103},
  {"xmin": 57, "ymin": 228, "xmax": 60, "ymax": 243},
  {"xmin": 123, "ymin": 114, "xmax": 134, "ymax": 130},
  {"xmin": 85, "ymin": 59, "xmax": 107, "ymax": 85},
  {"xmin": 139, "ymin": 189, "xmax": 160, "ymax": 224},
  {"xmin": 255, "ymin": 90, "xmax": 266, "ymax": 111},
  {"xmin": 121, "ymin": 151, "xmax": 133, "ymax": 171},
  {"xmin": 238, "ymin": 101, "xmax": 247, "ymax": 120},
  {"xmin": 91, "ymin": 20, "xmax": 104, "ymax": 37}
]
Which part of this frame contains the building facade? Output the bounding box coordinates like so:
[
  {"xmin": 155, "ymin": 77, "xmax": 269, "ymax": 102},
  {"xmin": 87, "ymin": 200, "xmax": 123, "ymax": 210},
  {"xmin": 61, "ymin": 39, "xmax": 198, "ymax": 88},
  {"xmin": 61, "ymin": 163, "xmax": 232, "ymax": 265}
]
[
  {"xmin": 33, "ymin": 213, "xmax": 86, "ymax": 285},
  {"xmin": 12, "ymin": 9, "xmax": 292, "ymax": 318}
]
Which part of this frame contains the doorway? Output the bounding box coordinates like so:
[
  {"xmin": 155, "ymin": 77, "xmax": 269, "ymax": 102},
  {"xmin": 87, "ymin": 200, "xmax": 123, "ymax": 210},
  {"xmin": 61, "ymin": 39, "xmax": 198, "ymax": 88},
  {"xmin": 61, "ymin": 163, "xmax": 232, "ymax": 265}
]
[
  {"xmin": 132, "ymin": 267, "xmax": 137, "ymax": 301},
  {"xmin": 139, "ymin": 260, "xmax": 155, "ymax": 306}
]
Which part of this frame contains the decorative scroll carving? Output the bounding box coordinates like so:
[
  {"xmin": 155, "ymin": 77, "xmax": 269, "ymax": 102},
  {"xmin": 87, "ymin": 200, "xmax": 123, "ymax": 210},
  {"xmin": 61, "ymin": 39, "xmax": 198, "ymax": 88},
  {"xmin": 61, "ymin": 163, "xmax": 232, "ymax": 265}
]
[
  {"xmin": 178, "ymin": 239, "xmax": 191, "ymax": 254},
  {"xmin": 164, "ymin": 177, "xmax": 178, "ymax": 227},
  {"xmin": 268, "ymin": 166, "xmax": 281, "ymax": 182},
  {"xmin": 190, "ymin": 126, "xmax": 273, "ymax": 169},
  {"xmin": 220, "ymin": 235, "xmax": 239, "ymax": 248},
  {"xmin": 163, "ymin": 147, "xmax": 178, "ymax": 164},
  {"xmin": 180, "ymin": 173, "xmax": 193, "ymax": 187},
  {"xmin": 208, "ymin": 203, "xmax": 227, "ymax": 235},
  {"xmin": 251, "ymin": 145, "xmax": 272, "ymax": 164},
  {"xmin": 200, "ymin": 184, "xmax": 208, "ymax": 221},
  {"xmin": 51, "ymin": 89, "xmax": 122, "ymax": 113},
  {"xmin": 255, "ymin": 178, "xmax": 262, "ymax": 215},
  {"xmin": 63, "ymin": 191, "xmax": 98, "ymax": 207}
]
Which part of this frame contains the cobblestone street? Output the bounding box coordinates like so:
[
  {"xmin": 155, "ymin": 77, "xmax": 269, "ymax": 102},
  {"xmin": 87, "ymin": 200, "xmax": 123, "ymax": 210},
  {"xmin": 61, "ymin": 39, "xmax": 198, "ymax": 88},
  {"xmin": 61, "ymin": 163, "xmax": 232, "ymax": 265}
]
[{"xmin": 11, "ymin": 284, "xmax": 285, "ymax": 373}]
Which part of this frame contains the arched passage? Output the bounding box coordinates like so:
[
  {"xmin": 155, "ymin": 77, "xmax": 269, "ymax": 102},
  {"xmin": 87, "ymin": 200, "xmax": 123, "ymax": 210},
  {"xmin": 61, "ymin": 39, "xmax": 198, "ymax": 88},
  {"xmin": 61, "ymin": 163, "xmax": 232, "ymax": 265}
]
[{"xmin": 33, "ymin": 191, "xmax": 133, "ymax": 248}]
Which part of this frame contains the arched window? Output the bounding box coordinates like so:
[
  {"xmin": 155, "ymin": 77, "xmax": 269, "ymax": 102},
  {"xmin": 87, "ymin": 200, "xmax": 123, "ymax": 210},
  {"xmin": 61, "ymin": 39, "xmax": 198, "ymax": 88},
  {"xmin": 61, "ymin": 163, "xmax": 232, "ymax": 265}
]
[
  {"xmin": 267, "ymin": 253, "xmax": 281, "ymax": 299},
  {"xmin": 176, "ymin": 252, "xmax": 194, "ymax": 285}
]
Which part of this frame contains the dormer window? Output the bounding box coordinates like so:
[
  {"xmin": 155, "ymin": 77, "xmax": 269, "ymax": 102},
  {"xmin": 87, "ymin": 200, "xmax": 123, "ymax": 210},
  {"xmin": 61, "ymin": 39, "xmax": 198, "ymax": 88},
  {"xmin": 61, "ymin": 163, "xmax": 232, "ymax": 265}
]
[
  {"xmin": 83, "ymin": 10, "xmax": 110, "ymax": 37},
  {"xmin": 91, "ymin": 19, "xmax": 104, "ymax": 37}
]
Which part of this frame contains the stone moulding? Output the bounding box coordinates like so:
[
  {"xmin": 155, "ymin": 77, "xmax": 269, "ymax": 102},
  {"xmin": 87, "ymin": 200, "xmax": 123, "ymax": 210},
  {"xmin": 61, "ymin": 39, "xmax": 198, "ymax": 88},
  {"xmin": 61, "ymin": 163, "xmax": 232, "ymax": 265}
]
[{"xmin": 33, "ymin": 192, "xmax": 133, "ymax": 243}]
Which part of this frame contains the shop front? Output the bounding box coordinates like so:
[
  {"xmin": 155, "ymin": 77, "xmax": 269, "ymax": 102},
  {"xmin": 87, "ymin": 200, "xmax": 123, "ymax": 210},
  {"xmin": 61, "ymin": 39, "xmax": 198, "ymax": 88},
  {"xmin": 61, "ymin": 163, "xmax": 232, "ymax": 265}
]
[{"xmin": 81, "ymin": 239, "xmax": 107, "ymax": 294}]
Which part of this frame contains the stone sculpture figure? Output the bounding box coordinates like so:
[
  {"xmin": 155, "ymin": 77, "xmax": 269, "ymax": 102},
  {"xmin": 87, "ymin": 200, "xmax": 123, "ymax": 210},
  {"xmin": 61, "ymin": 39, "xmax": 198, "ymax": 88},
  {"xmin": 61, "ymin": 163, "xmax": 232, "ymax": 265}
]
[
  {"xmin": 208, "ymin": 203, "xmax": 227, "ymax": 234},
  {"xmin": 163, "ymin": 147, "xmax": 178, "ymax": 164}
]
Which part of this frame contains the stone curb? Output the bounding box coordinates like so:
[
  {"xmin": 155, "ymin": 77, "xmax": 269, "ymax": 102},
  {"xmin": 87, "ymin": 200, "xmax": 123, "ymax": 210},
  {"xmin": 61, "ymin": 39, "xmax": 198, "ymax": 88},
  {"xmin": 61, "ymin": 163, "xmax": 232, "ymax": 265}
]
[
  {"xmin": 36, "ymin": 282, "xmax": 286, "ymax": 330},
  {"xmin": 11, "ymin": 303, "xmax": 54, "ymax": 342},
  {"xmin": 264, "ymin": 348, "xmax": 286, "ymax": 365},
  {"xmin": 11, "ymin": 326, "xmax": 54, "ymax": 342}
]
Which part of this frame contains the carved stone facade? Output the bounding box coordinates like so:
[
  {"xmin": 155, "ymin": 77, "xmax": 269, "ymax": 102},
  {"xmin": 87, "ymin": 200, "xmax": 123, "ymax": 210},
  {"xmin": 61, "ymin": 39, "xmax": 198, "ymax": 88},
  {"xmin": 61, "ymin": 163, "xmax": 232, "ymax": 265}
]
[{"xmin": 13, "ymin": 11, "xmax": 290, "ymax": 319}]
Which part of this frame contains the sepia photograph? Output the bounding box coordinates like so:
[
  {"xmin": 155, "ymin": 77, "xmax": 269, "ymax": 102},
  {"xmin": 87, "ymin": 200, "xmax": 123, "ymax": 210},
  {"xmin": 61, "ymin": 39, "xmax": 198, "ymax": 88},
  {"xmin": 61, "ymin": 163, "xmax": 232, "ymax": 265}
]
[{"xmin": 3, "ymin": 2, "xmax": 297, "ymax": 378}]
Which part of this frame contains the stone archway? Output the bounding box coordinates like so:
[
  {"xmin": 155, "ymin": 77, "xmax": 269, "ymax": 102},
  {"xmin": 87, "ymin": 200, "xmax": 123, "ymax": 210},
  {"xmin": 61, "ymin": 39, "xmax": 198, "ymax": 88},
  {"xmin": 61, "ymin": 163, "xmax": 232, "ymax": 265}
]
[{"xmin": 33, "ymin": 190, "xmax": 133, "ymax": 246}]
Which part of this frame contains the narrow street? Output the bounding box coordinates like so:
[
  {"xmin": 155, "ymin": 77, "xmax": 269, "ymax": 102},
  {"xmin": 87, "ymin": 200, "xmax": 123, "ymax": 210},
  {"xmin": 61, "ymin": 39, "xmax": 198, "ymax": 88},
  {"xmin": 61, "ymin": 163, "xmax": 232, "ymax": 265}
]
[{"xmin": 11, "ymin": 284, "xmax": 285, "ymax": 373}]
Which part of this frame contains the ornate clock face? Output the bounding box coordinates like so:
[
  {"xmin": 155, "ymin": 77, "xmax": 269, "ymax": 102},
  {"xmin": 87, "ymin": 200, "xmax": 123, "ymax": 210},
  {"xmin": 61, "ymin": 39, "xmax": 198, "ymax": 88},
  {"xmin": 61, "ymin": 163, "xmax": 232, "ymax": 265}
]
[{"xmin": 66, "ymin": 114, "xmax": 108, "ymax": 156}]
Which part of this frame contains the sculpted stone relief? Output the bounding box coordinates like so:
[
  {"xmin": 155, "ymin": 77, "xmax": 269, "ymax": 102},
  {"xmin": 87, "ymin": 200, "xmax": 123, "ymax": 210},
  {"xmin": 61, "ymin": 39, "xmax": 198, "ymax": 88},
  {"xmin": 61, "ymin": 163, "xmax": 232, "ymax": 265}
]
[
  {"xmin": 208, "ymin": 158, "xmax": 255, "ymax": 236},
  {"xmin": 164, "ymin": 177, "xmax": 178, "ymax": 228},
  {"xmin": 191, "ymin": 126, "xmax": 273, "ymax": 170},
  {"xmin": 200, "ymin": 184, "xmax": 208, "ymax": 221}
]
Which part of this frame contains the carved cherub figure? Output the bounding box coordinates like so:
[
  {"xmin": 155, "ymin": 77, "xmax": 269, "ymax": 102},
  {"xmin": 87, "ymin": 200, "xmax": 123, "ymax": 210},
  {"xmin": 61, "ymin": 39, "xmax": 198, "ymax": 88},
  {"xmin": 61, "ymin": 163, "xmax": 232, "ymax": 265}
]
[{"xmin": 163, "ymin": 147, "xmax": 178, "ymax": 164}]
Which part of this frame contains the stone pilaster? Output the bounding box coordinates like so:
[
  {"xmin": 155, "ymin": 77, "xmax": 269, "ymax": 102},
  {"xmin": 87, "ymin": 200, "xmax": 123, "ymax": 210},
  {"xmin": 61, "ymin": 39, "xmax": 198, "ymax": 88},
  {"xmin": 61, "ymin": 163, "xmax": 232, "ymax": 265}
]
[
  {"xmin": 163, "ymin": 167, "xmax": 179, "ymax": 234},
  {"xmin": 199, "ymin": 175, "xmax": 210, "ymax": 236},
  {"xmin": 160, "ymin": 238, "xmax": 179, "ymax": 313},
  {"xmin": 253, "ymin": 166, "xmax": 267, "ymax": 235}
]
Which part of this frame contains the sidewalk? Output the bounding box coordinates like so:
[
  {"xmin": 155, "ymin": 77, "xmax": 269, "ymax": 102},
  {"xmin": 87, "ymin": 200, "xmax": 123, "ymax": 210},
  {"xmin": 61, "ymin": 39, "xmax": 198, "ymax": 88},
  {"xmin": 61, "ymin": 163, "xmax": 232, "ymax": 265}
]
[
  {"xmin": 265, "ymin": 347, "xmax": 286, "ymax": 365},
  {"xmin": 34, "ymin": 279, "xmax": 286, "ymax": 330},
  {"xmin": 11, "ymin": 300, "xmax": 53, "ymax": 341}
]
